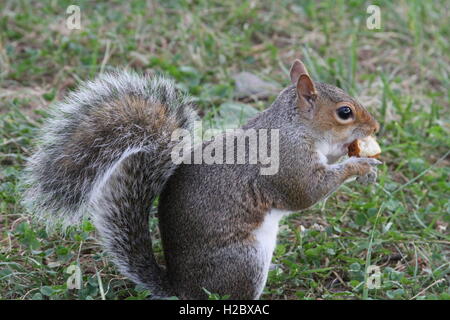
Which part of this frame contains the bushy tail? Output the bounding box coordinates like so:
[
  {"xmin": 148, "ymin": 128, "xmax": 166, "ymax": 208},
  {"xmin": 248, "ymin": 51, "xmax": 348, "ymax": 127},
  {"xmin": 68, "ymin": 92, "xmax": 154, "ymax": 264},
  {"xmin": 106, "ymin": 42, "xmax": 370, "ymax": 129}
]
[{"xmin": 22, "ymin": 71, "xmax": 197, "ymax": 297}]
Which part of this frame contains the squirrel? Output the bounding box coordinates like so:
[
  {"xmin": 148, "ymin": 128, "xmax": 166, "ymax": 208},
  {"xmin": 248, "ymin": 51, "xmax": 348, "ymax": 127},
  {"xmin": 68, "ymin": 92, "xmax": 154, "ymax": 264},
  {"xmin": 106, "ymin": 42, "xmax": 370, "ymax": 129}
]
[{"xmin": 22, "ymin": 59, "xmax": 381, "ymax": 299}]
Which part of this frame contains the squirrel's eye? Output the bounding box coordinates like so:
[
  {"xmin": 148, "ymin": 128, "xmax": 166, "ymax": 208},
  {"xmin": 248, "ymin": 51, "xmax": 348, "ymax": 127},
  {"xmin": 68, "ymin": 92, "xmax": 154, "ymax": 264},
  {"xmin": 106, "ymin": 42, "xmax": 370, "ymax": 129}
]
[{"xmin": 336, "ymin": 106, "xmax": 353, "ymax": 120}]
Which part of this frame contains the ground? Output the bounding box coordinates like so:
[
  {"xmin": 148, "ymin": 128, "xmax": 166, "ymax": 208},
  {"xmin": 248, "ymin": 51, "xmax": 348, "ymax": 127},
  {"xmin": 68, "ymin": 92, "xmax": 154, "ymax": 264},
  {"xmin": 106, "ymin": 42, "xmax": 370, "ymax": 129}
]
[{"xmin": 0, "ymin": 0, "xmax": 449, "ymax": 300}]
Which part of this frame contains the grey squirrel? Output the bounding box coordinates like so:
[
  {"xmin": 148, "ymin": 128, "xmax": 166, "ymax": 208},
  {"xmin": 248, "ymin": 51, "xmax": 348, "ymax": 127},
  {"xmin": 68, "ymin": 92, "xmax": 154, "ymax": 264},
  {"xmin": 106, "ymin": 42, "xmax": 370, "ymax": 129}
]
[{"xmin": 23, "ymin": 59, "xmax": 381, "ymax": 299}]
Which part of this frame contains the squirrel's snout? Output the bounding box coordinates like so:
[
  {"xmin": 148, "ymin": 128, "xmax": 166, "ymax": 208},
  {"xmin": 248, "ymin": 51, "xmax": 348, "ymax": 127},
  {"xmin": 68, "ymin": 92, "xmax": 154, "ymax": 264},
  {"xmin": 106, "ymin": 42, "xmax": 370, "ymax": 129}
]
[
  {"xmin": 364, "ymin": 123, "xmax": 379, "ymax": 137},
  {"xmin": 364, "ymin": 110, "xmax": 380, "ymax": 135},
  {"xmin": 372, "ymin": 120, "xmax": 380, "ymax": 134}
]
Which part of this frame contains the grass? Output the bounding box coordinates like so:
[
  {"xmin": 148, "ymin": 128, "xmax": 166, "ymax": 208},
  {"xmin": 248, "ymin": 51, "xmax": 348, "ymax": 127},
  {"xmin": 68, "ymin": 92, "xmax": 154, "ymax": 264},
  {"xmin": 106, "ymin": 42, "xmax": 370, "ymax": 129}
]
[{"xmin": 1, "ymin": 0, "xmax": 449, "ymax": 300}]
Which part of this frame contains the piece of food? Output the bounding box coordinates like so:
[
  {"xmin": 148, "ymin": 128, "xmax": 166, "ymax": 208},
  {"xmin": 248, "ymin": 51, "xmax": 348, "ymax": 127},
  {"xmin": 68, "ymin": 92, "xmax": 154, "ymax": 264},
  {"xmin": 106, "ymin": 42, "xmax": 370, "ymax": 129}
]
[{"xmin": 348, "ymin": 136, "xmax": 381, "ymax": 158}]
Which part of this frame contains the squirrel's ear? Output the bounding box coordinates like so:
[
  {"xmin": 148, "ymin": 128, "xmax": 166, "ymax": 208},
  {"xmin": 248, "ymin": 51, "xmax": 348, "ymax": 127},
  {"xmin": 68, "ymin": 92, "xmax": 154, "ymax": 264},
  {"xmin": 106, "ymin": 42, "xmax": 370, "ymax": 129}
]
[
  {"xmin": 290, "ymin": 59, "xmax": 317, "ymax": 101},
  {"xmin": 296, "ymin": 73, "xmax": 317, "ymax": 102},
  {"xmin": 290, "ymin": 59, "xmax": 309, "ymax": 85},
  {"xmin": 295, "ymin": 74, "xmax": 317, "ymax": 119}
]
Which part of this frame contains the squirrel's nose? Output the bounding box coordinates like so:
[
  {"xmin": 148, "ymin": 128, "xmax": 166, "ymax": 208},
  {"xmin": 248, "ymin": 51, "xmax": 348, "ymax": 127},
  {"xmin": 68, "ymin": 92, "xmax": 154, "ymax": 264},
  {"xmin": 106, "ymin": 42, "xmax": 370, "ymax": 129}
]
[{"xmin": 373, "ymin": 121, "xmax": 380, "ymax": 134}]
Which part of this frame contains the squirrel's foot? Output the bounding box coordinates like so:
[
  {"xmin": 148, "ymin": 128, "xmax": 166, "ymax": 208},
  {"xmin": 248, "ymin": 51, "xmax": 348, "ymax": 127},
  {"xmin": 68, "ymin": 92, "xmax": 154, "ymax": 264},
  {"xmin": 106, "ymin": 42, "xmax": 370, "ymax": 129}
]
[
  {"xmin": 344, "ymin": 157, "xmax": 381, "ymax": 184},
  {"xmin": 356, "ymin": 166, "xmax": 377, "ymax": 185}
]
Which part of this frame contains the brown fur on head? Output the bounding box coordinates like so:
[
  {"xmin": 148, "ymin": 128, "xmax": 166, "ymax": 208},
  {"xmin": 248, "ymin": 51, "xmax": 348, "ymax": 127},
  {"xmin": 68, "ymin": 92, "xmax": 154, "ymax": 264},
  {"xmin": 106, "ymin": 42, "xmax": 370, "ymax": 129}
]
[{"xmin": 290, "ymin": 59, "xmax": 379, "ymax": 161}]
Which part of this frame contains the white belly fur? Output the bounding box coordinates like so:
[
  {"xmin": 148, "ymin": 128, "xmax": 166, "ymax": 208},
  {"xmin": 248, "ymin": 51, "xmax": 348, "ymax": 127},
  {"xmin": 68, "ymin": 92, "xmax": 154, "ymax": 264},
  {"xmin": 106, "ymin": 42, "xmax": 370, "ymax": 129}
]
[{"xmin": 252, "ymin": 209, "xmax": 292, "ymax": 297}]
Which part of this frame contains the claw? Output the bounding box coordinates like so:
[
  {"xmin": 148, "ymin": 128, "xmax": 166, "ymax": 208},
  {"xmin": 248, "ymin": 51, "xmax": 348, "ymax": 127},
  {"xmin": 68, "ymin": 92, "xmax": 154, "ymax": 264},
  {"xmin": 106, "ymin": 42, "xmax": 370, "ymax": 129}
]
[
  {"xmin": 361, "ymin": 158, "xmax": 383, "ymax": 166},
  {"xmin": 369, "ymin": 158, "xmax": 383, "ymax": 166}
]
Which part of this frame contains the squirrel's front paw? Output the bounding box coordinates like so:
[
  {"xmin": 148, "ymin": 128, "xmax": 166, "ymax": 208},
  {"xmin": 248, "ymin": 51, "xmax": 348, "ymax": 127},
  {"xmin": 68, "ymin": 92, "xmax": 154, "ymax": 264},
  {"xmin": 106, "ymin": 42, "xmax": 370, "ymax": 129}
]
[
  {"xmin": 345, "ymin": 157, "xmax": 381, "ymax": 184},
  {"xmin": 356, "ymin": 166, "xmax": 377, "ymax": 185}
]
